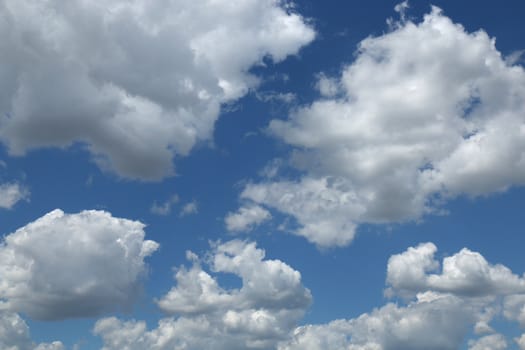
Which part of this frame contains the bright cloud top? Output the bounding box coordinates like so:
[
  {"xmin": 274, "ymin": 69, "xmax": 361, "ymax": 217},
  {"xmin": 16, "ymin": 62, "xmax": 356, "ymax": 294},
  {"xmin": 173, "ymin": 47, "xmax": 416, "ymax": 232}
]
[
  {"xmin": 0, "ymin": 0, "xmax": 315, "ymax": 180},
  {"xmin": 239, "ymin": 6, "xmax": 525, "ymax": 247},
  {"xmin": 95, "ymin": 240, "xmax": 312, "ymax": 349},
  {"xmin": 0, "ymin": 209, "xmax": 159, "ymax": 320},
  {"xmin": 280, "ymin": 243, "xmax": 525, "ymax": 350}
]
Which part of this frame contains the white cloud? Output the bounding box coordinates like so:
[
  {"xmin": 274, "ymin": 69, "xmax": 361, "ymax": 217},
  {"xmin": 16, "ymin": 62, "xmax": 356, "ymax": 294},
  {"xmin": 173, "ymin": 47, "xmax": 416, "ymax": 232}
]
[
  {"xmin": 239, "ymin": 6, "xmax": 525, "ymax": 246},
  {"xmin": 241, "ymin": 178, "xmax": 360, "ymax": 247},
  {"xmin": 280, "ymin": 296, "xmax": 473, "ymax": 350},
  {"xmin": 225, "ymin": 204, "xmax": 272, "ymax": 232},
  {"xmin": 179, "ymin": 200, "xmax": 198, "ymax": 217},
  {"xmin": 0, "ymin": 182, "xmax": 29, "ymax": 209},
  {"xmin": 280, "ymin": 242, "xmax": 525, "ymax": 349},
  {"xmin": 96, "ymin": 240, "xmax": 311, "ymax": 349},
  {"xmin": 386, "ymin": 242, "xmax": 525, "ymax": 297},
  {"xmin": 0, "ymin": 311, "xmax": 64, "ymax": 350},
  {"xmin": 0, "ymin": 209, "xmax": 159, "ymax": 320},
  {"xmin": 0, "ymin": 0, "xmax": 315, "ymax": 180},
  {"xmin": 503, "ymin": 294, "xmax": 525, "ymax": 326},
  {"xmin": 468, "ymin": 334, "xmax": 507, "ymax": 350},
  {"xmin": 150, "ymin": 194, "xmax": 179, "ymax": 216}
]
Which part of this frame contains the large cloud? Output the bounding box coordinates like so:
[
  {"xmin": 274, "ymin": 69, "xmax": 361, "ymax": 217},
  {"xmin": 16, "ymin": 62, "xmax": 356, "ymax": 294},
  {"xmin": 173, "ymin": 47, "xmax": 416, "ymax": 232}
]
[
  {"xmin": 0, "ymin": 311, "xmax": 64, "ymax": 350},
  {"xmin": 95, "ymin": 240, "xmax": 312, "ymax": 349},
  {"xmin": 279, "ymin": 242, "xmax": 525, "ymax": 349},
  {"xmin": 0, "ymin": 209, "xmax": 158, "ymax": 320},
  {"xmin": 0, "ymin": 0, "xmax": 315, "ymax": 180},
  {"xmin": 238, "ymin": 6, "xmax": 525, "ymax": 246}
]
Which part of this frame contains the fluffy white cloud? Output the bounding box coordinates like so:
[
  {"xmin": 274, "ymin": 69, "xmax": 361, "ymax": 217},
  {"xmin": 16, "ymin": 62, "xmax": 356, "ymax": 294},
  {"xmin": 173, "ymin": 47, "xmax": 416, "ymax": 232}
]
[
  {"xmin": 0, "ymin": 182, "xmax": 29, "ymax": 209},
  {"xmin": 0, "ymin": 0, "xmax": 315, "ymax": 180},
  {"xmin": 280, "ymin": 296, "xmax": 473, "ymax": 350},
  {"xmin": 468, "ymin": 334, "xmax": 507, "ymax": 350},
  {"xmin": 95, "ymin": 240, "xmax": 312, "ymax": 349},
  {"xmin": 0, "ymin": 311, "xmax": 64, "ymax": 350},
  {"xmin": 240, "ymin": 6, "xmax": 525, "ymax": 246},
  {"xmin": 0, "ymin": 209, "xmax": 159, "ymax": 320},
  {"xmin": 225, "ymin": 204, "xmax": 272, "ymax": 232},
  {"xmin": 280, "ymin": 242, "xmax": 525, "ymax": 349},
  {"xmin": 386, "ymin": 243, "xmax": 525, "ymax": 297}
]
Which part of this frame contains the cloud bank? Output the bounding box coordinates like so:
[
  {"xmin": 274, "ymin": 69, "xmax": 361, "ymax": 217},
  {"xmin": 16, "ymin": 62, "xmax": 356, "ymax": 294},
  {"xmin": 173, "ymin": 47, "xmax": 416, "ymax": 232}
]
[
  {"xmin": 0, "ymin": 0, "xmax": 315, "ymax": 180},
  {"xmin": 280, "ymin": 243, "xmax": 525, "ymax": 350},
  {"xmin": 92, "ymin": 241, "xmax": 525, "ymax": 349},
  {"xmin": 95, "ymin": 240, "xmax": 311, "ymax": 349},
  {"xmin": 238, "ymin": 6, "xmax": 525, "ymax": 246}
]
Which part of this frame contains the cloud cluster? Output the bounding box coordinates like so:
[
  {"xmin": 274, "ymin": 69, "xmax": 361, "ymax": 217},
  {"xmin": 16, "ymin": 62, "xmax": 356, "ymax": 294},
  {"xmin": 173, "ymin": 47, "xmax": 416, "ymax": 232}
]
[
  {"xmin": 279, "ymin": 243, "xmax": 525, "ymax": 349},
  {"xmin": 95, "ymin": 240, "xmax": 312, "ymax": 349},
  {"xmin": 0, "ymin": 0, "xmax": 315, "ymax": 180},
  {"xmin": 0, "ymin": 182, "xmax": 29, "ymax": 209},
  {"xmin": 0, "ymin": 311, "xmax": 64, "ymax": 350},
  {"xmin": 239, "ymin": 6, "xmax": 525, "ymax": 246},
  {"xmin": 0, "ymin": 209, "xmax": 158, "ymax": 320}
]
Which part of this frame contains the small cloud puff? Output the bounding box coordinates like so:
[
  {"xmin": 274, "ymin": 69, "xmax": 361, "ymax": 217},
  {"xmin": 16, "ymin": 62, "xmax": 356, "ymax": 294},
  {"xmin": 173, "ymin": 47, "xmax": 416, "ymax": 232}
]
[
  {"xmin": 225, "ymin": 204, "xmax": 272, "ymax": 232},
  {"xmin": 0, "ymin": 182, "xmax": 29, "ymax": 209}
]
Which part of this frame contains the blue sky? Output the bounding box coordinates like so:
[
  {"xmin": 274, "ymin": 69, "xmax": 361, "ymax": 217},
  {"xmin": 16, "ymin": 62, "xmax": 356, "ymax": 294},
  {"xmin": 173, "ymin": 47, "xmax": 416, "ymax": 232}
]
[{"xmin": 1, "ymin": 1, "xmax": 525, "ymax": 349}]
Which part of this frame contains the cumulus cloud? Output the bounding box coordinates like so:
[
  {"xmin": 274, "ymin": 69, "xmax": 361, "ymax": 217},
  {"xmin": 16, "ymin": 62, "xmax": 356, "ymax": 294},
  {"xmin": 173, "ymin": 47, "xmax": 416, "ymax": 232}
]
[
  {"xmin": 280, "ymin": 296, "xmax": 473, "ymax": 350},
  {"xmin": 95, "ymin": 240, "xmax": 311, "ymax": 349},
  {"xmin": 386, "ymin": 242, "xmax": 525, "ymax": 297},
  {"xmin": 225, "ymin": 204, "xmax": 272, "ymax": 232},
  {"xmin": 468, "ymin": 334, "xmax": 507, "ymax": 350},
  {"xmin": 0, "ymin": 209, "xmax": 158, "ymax": 320},
  {"xmin": 0, "ymin": 182, "xmax": 29, "ymax": 209},
  {"xmin": 239, "ymin": 6, "xmax": 525, "ymax": 246},
  {"xmin": 0, "ymin": 311, "xmax": 64, "ymax": 350},
  {"xmin": 280, "ymin": 242, "xmax": 525, "ymax": 349},
  {"xmin": 0, "ymin": 0, "xmax": 315, "ymax": 180}
]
